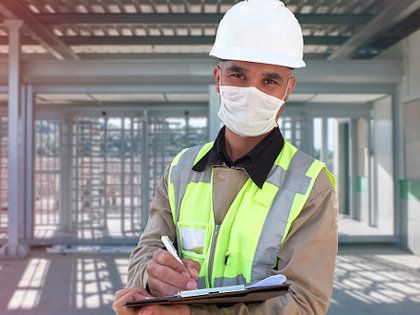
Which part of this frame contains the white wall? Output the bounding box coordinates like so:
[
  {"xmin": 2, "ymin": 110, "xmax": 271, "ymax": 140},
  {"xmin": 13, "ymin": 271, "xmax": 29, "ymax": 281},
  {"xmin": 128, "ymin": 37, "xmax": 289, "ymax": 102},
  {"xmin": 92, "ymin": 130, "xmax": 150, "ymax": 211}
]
[
  {"xmin": 377, "ymin": 28, "xmax": 420, "ymax": 254},
  {"xmin": 377, "ymin": 28, "xmax": 420, "ymax": 104},
  {"xmin": 400, "ymin": 30, "xmax": 420, "ymax": 104},
  {"xmin": 403, "ymin": 99, "xmax": 420, "ymax": 179},
  {"xmin": 398, "ymin": 30, "xmax": 420, "ymax": 255},
  {"xmin": 372, "ymin": 96, "xmax": 394, "ymax": 233}
]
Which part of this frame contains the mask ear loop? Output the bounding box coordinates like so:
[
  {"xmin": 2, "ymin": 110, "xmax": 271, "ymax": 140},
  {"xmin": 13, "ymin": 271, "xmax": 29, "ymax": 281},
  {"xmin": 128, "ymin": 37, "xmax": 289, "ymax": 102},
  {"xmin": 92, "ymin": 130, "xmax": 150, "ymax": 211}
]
[
  {"xmin": 281, "ymin": 79, "xmax": 290, "ymax": 101},
  {"xmin": 218, "ymin": 64, "xmax": 223, "ymax": 89},
  {"xmin": 218, "ymin": 65, "xmax": 223, "ymax": 105}
]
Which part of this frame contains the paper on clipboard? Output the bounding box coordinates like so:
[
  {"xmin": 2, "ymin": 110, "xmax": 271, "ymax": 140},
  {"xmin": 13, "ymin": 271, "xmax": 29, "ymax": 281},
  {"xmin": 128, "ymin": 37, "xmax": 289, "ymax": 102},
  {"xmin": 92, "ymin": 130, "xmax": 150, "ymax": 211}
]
[{"xmin": 124, "ymin": 274, "xmax": 288, "ymax": 307}]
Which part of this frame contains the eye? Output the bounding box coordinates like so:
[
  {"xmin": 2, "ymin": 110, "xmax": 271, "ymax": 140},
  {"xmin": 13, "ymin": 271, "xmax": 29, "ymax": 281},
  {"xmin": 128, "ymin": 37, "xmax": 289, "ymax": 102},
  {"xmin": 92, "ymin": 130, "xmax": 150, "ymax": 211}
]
[
  {"xmin": 263, "ymin": 79, "xmax": 278, "ymax": 84},
  {"xmin": 231, "ymin": 73, "xmax": 245, "ymax": 79}
]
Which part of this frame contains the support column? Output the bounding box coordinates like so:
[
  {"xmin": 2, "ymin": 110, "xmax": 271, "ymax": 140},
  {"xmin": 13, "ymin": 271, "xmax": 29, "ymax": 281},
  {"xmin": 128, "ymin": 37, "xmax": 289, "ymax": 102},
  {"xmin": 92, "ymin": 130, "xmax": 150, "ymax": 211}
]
[
  {"xmin": 392, "ymin": 90, "xmax": 403, "ymax": 245},
  {"xmin": 291, "ymin": 114, "xmax": 297, "ymax": 145},
  {"xmin": 60, "ymin": 117, "xmax": 72, "ymax": 230},
  {"xmin": 305, "ymin": 116, "xmax": 314, "ymax": 157},
  {"xmin": 140, "ymin": 110, "xmax": 150, "ymax": 230},
  {"xmin": 368, "ymin": 118, "xmax": 375, "ymax": 227},
  {"xmin": 23, "ymin": 85, "xmax": 35, "ymax": 239},
  {"xmin": 337, "ymin": 122, "xmax": 348, "ymax": 215},
  {"xmin": 321, "ymin": 117, "xmax": 329, "ymax": 163},
  {"xmin": 208, "ymin": 84, "xmax": 221, "ymax": 141},
  {"xmin": 350, "ymin": 119, "xmax": 359, "ymax": 219},
  {"xmin": 0, "ymin": 19, "xmax": 29, "ymax": 259},
  {"xmin": 332, "ymin": 119, "xmax": 340, "ymax": 193}
]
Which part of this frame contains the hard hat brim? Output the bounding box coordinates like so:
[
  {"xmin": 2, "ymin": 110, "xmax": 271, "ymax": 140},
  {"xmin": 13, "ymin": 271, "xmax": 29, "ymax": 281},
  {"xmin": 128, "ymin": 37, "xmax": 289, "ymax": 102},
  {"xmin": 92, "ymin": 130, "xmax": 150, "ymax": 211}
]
[{"xmin": 209, "ymin": 47, "xmax": 306, "ymax": 69}]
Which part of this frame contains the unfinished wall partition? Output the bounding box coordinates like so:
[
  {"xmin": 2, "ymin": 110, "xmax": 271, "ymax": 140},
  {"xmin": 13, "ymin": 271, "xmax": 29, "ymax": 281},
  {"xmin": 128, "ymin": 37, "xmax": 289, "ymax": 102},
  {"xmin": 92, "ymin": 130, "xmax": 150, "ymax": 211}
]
[{"xmin": 28, "ymin": 106, "xmax": 208, "ymax": 246}]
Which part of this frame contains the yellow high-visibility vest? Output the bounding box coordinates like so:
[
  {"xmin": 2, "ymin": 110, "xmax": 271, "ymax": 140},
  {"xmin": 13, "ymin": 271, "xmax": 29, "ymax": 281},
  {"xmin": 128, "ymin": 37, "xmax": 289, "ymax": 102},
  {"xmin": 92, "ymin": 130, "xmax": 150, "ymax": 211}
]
[{"xmin": 168, "ymin": 140, "xmax": 335, "ymax": 288}]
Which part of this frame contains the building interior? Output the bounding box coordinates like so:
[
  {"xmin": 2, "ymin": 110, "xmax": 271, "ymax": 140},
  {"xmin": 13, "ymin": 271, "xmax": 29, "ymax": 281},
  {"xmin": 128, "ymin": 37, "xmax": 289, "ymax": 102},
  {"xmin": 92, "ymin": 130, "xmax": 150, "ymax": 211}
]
[{"xmin": 0, "ymin": 0, "xmax": 420, "ymax": 313}]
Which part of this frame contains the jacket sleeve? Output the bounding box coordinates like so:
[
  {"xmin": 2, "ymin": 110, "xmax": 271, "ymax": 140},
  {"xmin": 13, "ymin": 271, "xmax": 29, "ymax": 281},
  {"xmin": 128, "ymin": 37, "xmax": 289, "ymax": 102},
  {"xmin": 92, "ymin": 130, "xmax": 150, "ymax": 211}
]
[
  {"xmin": 189, "ymin": 169, "xmax": 338, "ymax": 315},
  {"xmin": 126, "ymin": 164, "xmax": 175, "ymax": 288}
]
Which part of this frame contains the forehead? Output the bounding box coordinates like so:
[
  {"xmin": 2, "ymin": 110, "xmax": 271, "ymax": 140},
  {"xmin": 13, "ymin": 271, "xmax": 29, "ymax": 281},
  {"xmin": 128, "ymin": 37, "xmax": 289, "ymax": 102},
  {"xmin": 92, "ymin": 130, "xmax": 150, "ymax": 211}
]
[{"xmin": 221, "ymin": 60, "xmax": 291, "ymax": 77}]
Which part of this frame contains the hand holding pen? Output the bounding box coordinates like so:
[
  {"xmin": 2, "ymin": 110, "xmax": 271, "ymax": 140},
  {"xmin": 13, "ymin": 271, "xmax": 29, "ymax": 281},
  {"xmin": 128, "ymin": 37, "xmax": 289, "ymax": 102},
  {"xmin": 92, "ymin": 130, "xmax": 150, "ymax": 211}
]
[
  {"xmin": 161, "ymin": 235, "xmax": 184, "ymax": 265},
  {"xmin": 145, "ymin": 235, "xmax": 201, "ymax": 297}
]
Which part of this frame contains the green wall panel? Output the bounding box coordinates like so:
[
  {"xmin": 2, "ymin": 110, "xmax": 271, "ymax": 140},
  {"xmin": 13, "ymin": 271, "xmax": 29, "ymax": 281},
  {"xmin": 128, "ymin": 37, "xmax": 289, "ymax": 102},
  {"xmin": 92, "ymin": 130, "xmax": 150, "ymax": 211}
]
[
  {"xmin": 400, "ymin": 180, "xmax": 420, "ymax": 201},
  {"xmin": 357, "ymin": 177, "xmax": 369, "ymax": 193}
]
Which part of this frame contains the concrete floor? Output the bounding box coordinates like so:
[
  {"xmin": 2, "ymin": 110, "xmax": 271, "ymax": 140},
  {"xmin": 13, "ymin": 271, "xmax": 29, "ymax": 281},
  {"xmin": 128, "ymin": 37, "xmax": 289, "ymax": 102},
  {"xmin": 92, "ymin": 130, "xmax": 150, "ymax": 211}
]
[{"xmin": 0, "ymin": 245, "xmax": 419, "ymax": 315}]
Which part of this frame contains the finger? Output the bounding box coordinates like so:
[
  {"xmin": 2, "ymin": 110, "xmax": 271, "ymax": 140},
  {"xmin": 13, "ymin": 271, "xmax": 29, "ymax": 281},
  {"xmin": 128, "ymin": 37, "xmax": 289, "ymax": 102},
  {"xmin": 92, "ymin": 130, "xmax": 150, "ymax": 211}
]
[
  {"xmin": 148, "ymin": 252, "xmax": 198, "ymax": 289},
  {"xmin": 153, "ymin": 250, "xmax": 189, "ymax": 275},
  {"xmin": 115, "ymin": 287, "xmax": 151, "ymax": 300},
  {"xmin": 115, "ymin": 288, "xmax": 134, "ymax": 300},
  {"xmin": 182, "ymin": 258, "xmax": 201, "ymax": 280},
  {"xmin": 147, "ymin": 276, "xmax": 188, "ymax": 297},
  {"xmin": 113, "ymin": 291, "xmax": 145, "ymax": 315},
  {"xmin": 147, "ymin": 265, "xmax": 197, "ymax": 296},
  {"xmin": 113, "ymin": 300, "xmax": 136, "ymax": 315}
]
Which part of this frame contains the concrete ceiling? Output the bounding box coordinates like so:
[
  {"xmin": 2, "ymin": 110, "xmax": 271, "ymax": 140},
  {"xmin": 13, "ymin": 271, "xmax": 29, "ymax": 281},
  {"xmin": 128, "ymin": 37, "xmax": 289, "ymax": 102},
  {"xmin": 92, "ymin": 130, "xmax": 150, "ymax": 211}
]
[
  {"xmin": 0, "ymin": 0, "xmax": 419, "ymax": 61},
  {"xmin": 0, "ymin": 0, "xmax": 418, "ymax": 105}
]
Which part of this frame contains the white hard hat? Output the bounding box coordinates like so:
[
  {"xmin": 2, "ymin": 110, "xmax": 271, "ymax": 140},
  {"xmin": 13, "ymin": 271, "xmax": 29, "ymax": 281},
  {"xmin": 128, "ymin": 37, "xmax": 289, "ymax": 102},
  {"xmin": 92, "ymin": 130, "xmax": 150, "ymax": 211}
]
[{"xmin": 209, "ymin": 0, "xmax": 306, "ymax": 68}]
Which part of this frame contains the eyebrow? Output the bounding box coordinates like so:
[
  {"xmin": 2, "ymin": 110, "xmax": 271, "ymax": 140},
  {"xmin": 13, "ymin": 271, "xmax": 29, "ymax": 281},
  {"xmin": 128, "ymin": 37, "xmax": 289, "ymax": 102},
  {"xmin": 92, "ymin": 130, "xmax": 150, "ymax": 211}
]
[
  {"xmin": 263, "ymin": 72, "xmax": 285, "ymax": 81},
  {"xmin": 226, "ymin": 65, "xmax": 248, "ymax": 74}
]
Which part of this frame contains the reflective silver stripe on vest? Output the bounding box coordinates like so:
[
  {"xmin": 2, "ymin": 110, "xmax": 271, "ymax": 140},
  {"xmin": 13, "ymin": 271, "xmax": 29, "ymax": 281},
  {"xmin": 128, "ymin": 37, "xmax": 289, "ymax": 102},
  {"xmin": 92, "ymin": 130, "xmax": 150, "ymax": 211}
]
[
  {"xmin": 170, "ymin": 144, "xmax": 212, "ymax": 259},
  {"xmin": 213, "ymin": 274, "xmax": 247, "ymax": 288},
  {"xmin": 251, "ymin": 150, "xmax": 315, "ymax": 283},
  {"xmin": 170, "ymin": 144, "xmax": 212, "ymax": 223},
  {"xmin": 197, "ymin": 276, "xmax": 207, "ymax": 289}
]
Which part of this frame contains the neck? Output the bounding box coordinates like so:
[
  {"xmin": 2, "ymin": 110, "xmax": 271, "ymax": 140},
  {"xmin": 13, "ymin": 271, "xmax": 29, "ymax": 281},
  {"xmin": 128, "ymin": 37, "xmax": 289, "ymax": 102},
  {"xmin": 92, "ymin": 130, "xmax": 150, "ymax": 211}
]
[{"xmin": 224, "ymin": 128, "xmax": 270, "ymax": 162}]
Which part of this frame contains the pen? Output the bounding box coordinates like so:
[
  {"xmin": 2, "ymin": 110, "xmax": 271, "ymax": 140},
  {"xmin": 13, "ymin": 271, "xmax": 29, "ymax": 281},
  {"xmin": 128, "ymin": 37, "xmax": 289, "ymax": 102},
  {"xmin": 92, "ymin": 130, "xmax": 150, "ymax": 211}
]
[{"xmin": 161, "ymin": 235, "xmax": 184, "ymax": 265}]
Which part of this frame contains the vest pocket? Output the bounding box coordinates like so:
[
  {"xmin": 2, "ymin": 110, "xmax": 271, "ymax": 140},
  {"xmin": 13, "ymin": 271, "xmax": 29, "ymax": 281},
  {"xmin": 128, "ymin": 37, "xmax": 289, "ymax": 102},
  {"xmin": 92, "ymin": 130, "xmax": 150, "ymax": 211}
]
[{"xmin": 177, "ymin": 221, "xmax": 209, "ymax": 273}]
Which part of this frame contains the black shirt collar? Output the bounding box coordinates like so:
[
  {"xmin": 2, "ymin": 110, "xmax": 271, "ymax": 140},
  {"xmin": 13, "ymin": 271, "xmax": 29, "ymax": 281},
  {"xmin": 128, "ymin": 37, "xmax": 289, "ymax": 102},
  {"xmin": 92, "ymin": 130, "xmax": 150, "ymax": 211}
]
[{"xmin": 193, "ymin": 126, "xmax": 284, "ymax": 189}]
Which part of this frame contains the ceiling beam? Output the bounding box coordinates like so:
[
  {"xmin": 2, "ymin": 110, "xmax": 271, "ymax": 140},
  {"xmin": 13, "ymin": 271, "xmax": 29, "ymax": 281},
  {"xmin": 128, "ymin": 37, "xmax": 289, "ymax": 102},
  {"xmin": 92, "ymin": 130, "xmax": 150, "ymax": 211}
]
[
  {"xmin": 0, "ymin": 36, "xmax": 349, "ymax": 46},
  {"xmin": 0, "ymin": 52, "xmax": 332, "ymax": 61},
  {"xmin": 29, "ymin": 82, "xmax": 398, "ymax": 95},
  {"xmin": 0, "ymin": 0, "xmax": 79, "ymax": 60},
  {"xmin": 328, "ymin": 0, "xmax": 420, "ymax": 60},
  {"xmin": 0, "ymin": 59, "xmax": 402, "ymax": 90},
  {"xmin": 297, "ymin": 14, "xmax": 373, "ymax": 26},
  {"xmin": 33, "ymin": 13, "xmax": 373, "ymax": 26},
  {"xmin": 74, "ymin": 52, "xmax": 335, "ymax": 60},
  {"xmin": 284, "ymin": 102, "xmax": 372, "ymax": 118},
  {"xmin": 297, "ymin": 60, "xmax": 403, "ymax": 85}
]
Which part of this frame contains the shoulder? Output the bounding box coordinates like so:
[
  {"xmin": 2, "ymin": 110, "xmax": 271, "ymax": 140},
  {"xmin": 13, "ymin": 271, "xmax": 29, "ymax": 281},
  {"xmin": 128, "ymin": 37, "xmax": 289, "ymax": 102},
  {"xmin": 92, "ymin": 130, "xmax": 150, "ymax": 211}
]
[
  {"xmin": 172, "ymin": 142, "xmax": 214, "ymax": 168},
  {"xmin": 179, "ymin": 142, "xmax": 213, "ymax": 159},
  {"xmin": 281, "ymin": 143, "xmax": 318, "ymax": 175},
  {"xmin": 287, "ymin": 145, "xmax": 334, "ymax": 192},
  {"xmin": 307, "ymin": 168, "xmax": 336, "ymax": 203}
]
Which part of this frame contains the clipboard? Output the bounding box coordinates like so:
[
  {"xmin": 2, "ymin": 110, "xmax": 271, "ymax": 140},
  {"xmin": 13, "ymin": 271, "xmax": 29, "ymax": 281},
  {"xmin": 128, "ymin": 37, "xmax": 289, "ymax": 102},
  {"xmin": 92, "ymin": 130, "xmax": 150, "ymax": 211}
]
[{"xmin": 124, "ymin": 274, "xmax": 289, "ymax": 307}]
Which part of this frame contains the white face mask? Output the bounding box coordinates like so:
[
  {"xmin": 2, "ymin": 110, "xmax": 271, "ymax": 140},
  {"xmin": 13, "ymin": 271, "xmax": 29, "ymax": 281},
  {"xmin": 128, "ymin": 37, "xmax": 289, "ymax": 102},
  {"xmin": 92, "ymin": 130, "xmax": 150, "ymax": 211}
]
[{"xmin": 218, "ymin": 81, "xmax": 289, "ymax": 137}]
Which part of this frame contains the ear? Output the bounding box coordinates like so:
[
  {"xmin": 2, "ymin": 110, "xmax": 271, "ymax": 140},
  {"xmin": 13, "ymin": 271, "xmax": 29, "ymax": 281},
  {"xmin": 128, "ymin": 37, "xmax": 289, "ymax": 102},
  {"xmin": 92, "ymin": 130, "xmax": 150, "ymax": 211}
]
[
  {"xmin": 283, "ymin": 76, "xmax": 296, "ymax": 102},
  {"xmin": 214, "ymin": 65, "xmax": 221, "ymax": 93},
  {"xmin": 276, "ymin": 105, "xmax": 285, "ymax": 121}
]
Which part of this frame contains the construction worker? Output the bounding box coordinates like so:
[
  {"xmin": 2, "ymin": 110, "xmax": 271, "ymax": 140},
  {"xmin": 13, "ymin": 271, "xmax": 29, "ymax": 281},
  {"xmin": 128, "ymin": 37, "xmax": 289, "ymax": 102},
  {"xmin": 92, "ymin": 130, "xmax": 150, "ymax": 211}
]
[{"xmin": 113, "ymin": 0, "xmax": 338, "ymax": 314}]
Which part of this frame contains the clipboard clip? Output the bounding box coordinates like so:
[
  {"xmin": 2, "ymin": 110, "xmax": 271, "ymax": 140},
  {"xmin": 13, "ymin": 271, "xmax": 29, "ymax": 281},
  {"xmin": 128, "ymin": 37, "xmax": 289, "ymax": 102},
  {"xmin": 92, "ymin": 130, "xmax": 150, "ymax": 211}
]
[{"xmin": 179, "ymin": 284, "xmax": 245, "ymax": 297}]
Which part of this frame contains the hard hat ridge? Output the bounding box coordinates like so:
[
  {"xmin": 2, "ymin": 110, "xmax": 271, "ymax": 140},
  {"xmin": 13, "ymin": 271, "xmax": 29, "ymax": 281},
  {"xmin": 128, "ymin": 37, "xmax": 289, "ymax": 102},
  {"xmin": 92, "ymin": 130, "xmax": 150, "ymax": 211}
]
[{"xmin": 209, "ymin": 0, "xmax": 306, "ymax": 68}]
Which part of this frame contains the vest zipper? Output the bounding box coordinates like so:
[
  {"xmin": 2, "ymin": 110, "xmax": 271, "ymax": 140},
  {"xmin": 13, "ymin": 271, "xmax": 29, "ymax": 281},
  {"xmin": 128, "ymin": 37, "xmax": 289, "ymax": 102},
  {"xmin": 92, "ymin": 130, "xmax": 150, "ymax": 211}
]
[{"xmin": 207, "ymin": 223, "xmax": 221, "ymax": 288}]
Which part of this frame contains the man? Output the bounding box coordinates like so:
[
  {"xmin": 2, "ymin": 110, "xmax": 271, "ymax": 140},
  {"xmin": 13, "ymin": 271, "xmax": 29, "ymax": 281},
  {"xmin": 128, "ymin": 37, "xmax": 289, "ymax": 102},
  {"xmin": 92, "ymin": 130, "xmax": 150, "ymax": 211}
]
[{"xmin": 113, "ymin": 0, "xmax": 338, "ymax": 314}]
